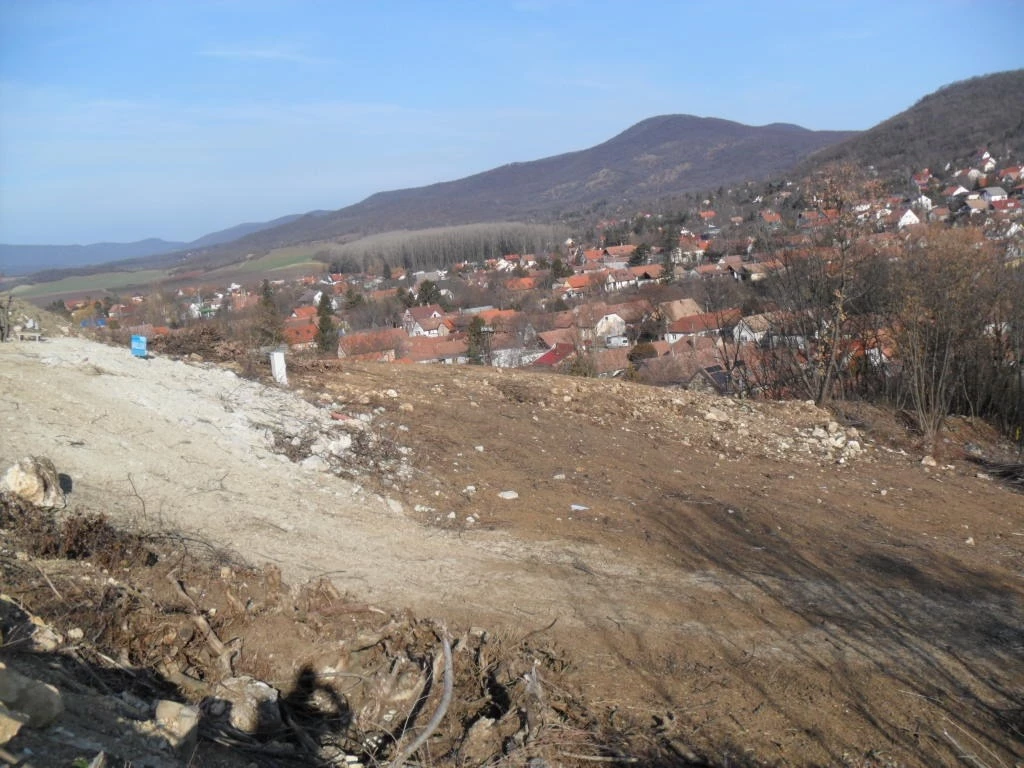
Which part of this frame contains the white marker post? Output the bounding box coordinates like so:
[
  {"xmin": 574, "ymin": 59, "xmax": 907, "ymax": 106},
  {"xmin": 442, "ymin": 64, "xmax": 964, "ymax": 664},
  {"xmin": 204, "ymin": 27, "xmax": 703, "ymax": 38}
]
[{"xmin": 270, "ymin": 350, "xmax": 288, "ymax": 386}]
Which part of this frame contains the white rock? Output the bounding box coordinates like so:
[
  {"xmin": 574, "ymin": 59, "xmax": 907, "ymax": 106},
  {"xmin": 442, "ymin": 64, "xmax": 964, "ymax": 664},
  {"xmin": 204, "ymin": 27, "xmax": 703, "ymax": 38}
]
[
  {"xmin": 0, "ymin": 456, "xmax": 65, "ymax": 509},
  {"xmin": 207, "ymin": 676, "xmax": 280, "ymax": 734},
  {"xmin": 921, "ymin": 455, "xmax": 938, "ymax": 467},
  {"xmin": 300, "ymin": 455, "xmax": 330, "ymax": 473},
  {"xmin": 497, "ymin": 490, "xmax": 519, "ymax": 500},
  {"xmin": 329, "ymin": 436, "xmax": 353, "ymax": 456},
  {"xmin": 155, "ymin": 699, "xmax": 200, "ymax": 754}
]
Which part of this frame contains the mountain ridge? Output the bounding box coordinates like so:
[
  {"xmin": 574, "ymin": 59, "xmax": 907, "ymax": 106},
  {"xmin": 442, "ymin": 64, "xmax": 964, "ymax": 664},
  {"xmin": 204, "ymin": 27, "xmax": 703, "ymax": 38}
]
[{"xmin": 0, "ymin": 212, "xmax": 330, "ymax": 276}]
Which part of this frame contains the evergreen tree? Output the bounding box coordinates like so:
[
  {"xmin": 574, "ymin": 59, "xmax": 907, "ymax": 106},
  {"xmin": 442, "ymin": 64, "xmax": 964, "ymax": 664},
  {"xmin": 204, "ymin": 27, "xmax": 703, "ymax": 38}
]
[
  {"xmin": 254, "ymin": 279, "xmax": 284, "ymax": 347},
  {"xmin": 466, "ymin": 316, "xmax": 487, "ymax": 365},
  {"xmin": 315, "ymin": 291, "xmax": 337, "ymax": 352}
]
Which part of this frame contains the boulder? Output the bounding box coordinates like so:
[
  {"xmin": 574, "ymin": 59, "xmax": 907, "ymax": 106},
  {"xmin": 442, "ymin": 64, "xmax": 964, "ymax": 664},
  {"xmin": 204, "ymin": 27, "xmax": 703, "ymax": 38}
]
[
  {"xmin": 0, "ymin": 456, "xmax": 65, "ymax": 509},
  {"xmin": 0, "ymin": 663, "xmax": 64, "ymax": 729},
  {"xmin": 205, "ymin": 676, "xmax": 281, "ymax": 734}
]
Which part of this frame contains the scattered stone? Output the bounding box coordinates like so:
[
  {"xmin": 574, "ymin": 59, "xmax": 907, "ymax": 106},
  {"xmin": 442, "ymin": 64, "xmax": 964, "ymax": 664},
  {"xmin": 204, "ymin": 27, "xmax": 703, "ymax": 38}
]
[
  {"xmin": 384, "ymin": 389, "xmax": 398, "ymax": 399},
  {"xmin": 0, "ymin": 703, "xmax": 29, "ymax": 745},
  {"xmin": 155, "ymin": 699, "xmax": 200, "ymax": 755},
  {"xmin": 206, "ymin": 676, "xmax": 281, "ymax": 734},
  {"xmin": 497, "ymin": 490, "xmax": 519, "ymax": 500},
  {"xmin": 0, "ymin": 456, "xmax": 66, "ymax": 509},
  {"xmin": 399, "ymin": 402, "xmax": 414, "ymax": 412},
  {"xmin": 475, "ymin": 445, "xmax": 485, "ymax": 452},
  {"xmin": 704, "ymin": 408, "xmax": 729, "ymax": 423},
  {"xmin": 328, "ymin": 436, "xmax": 353, "ymax": 456},
  {"xmin": 921, "ymin": 455, "xmax": 938, "ymax": 467},
  {"xmin": 300, "ymin": 455, "xmax": 330, "ymax": 473},
  {"xmin": 552, "ymin": 473, "xmax": 566, "ymax": 480}
]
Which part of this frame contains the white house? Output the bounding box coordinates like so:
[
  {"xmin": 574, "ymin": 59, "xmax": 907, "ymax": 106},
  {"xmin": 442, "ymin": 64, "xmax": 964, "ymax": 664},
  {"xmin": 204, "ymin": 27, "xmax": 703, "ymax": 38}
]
[{"xmin": 897, "ymin": 209, "xmax": 921, "ymax": 230}]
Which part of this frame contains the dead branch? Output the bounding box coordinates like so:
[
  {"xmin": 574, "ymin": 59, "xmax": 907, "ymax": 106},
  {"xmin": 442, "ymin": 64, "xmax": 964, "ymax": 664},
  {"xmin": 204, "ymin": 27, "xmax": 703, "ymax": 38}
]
[
  {"xmin": 558, "ymin": 753, "xmax": 639, "ymax": 764},
  {"xmin": 387, "ymin": 624, "xmax": 454, "ymax": 768},
  {"xmin": 126, "ymin": 473, "xmax": 147, "ymax": 518},
  {"xmin": 942, "ymin": 728, "xmax": 993, "ymax": 768},
  {"xmin": 35, "ymin": 564, "xmax": 62, "ymax": 600},
  {"xmin": 167, "ymin": 569, "xmax": 237, "ymax": 677}
]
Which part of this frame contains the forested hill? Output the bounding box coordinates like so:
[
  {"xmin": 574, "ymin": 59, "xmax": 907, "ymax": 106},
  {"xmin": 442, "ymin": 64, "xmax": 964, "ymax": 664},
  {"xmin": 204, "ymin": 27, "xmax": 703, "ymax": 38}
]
[
  {"xmin": 802, "ymin": 69, "xmax": 1024, "ymax": 178},
  {"xmin": 141, "ymin": 117, "xmax": 854, "ymax": 268}
]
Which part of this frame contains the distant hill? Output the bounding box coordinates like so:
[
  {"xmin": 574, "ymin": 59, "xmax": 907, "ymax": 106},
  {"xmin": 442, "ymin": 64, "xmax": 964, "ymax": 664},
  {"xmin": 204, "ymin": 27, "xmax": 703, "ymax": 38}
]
[
  {"xmin": 0, "ymin": 212, "xmax": 328, "ymax": 276},
  {"xmin": 187, "ymin": 117, "xmax": 854, "ymax": 261},
  {"xmin": 185, "ymin": 212, "xmax": 329, "ymax": 249},
  {"xmin": 0, "ymin": 238, "xmax": 186, "ymax": 276},
  {"xmin": 803, "ymin": 69, "xmax": 1024, "ymax": 178}
]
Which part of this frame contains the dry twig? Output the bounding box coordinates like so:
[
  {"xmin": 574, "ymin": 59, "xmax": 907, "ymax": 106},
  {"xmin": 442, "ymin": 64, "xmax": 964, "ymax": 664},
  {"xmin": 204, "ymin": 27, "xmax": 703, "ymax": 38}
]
[{"xmin": 387, "ymin": 624, "xmax": 454, "ymax": 768}]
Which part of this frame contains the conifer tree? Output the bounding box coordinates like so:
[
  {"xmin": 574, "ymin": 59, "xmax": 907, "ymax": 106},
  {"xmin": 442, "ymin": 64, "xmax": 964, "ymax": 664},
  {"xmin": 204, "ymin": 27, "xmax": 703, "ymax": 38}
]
[{"xmin": 315, "ymin": 291, "xmax": 337, "ymax": 352}]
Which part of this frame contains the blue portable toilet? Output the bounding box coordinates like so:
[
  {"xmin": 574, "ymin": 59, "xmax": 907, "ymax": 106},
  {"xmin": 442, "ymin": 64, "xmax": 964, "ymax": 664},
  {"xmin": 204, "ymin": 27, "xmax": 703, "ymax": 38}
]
[{"xmin": 130, "ymin": 335, "xmax": 148, "ymax": 358}]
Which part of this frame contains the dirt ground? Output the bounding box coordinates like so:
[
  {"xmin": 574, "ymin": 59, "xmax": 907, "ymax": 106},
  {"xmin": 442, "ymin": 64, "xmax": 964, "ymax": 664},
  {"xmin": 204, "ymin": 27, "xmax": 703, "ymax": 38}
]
[{"xmin": 1, "ymin": 328, "xmax": 1022, "ymax": 767}]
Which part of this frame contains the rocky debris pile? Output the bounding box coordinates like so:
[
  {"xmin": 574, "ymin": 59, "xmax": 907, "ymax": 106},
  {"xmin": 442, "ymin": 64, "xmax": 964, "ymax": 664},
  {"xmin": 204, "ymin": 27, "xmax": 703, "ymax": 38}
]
[
  {"xmin": 0, "ymin": 491, "xmax": 656, "ymax": 767},
  {"xmin": 134, "ymin": 351, "xmax": 417, "ymax": 490},
  {"xmin": 692, "ymin": 397, "xmax": 869, "ymax": 466},
  {"xmin": 249, "ymin": 385, "xmax": 413, "ymax": 488}
]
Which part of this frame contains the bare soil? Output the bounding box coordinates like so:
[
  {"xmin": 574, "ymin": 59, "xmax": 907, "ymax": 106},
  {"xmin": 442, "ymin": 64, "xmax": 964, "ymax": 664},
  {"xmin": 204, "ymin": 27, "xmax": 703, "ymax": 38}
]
[{"xmin": 1, "ymin": 331, "xmax": 1022, "ymax": 767}]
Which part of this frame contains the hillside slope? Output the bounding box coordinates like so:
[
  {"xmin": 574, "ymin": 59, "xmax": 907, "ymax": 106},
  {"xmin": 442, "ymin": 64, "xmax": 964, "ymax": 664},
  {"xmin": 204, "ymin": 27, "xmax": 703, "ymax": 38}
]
[
  {"xmin": 196, "ymin": 117, "xmax": 853, "ymax": 255},
  {"xmin": 2, "ymin": 331, "xmax": 1021, "ymax": 766},
  {"xmin": 804, "ymin": 69, "xmax": 1024, "ymax": 177}
]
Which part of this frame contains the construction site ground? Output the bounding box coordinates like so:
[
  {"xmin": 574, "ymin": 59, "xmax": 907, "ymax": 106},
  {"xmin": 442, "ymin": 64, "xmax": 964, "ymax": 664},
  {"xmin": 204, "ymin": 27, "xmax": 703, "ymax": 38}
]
[{"xmin": 0, "ymin": 327, "xmax": 1022, "ymax": 767}]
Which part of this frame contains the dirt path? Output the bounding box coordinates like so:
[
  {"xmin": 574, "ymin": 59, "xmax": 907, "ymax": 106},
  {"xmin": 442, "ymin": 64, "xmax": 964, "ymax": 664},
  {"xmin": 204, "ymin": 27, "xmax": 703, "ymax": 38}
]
[{"xmin": 3, "ymin": 335, "xmax": 1022, "ymax": 766}]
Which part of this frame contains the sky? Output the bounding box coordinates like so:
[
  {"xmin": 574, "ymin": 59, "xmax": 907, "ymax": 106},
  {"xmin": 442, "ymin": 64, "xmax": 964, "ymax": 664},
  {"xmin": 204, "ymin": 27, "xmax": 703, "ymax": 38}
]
[{"xmin": 1, "ymin": 1, "xmax": 1022, "ymax": 246}]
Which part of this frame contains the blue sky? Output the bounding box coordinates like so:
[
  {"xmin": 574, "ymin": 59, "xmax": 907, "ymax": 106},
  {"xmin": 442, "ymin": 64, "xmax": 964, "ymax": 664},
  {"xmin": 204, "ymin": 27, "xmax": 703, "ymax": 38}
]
[{"xmin": 1, "ymin": 0, "xmax": 1022, "ymax": 245}]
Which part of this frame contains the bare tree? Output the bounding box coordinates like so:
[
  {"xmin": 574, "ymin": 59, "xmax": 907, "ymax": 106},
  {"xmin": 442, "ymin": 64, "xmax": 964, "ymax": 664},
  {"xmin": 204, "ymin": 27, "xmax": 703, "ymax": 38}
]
[{"xmin": 887, "ymin": 225, "xmax": 1001, "ymax": 449}]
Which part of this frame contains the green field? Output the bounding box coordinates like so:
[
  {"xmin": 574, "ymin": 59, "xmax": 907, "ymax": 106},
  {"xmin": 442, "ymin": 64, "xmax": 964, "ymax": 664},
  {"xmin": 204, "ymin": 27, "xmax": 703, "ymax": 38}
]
[
  {"xmin": 11, "ymin": 269, "xmax": 170, "ymax": 300},
  {"xmin": 205, "ymin": 246, "xmax": 329, "ymax": 277}
]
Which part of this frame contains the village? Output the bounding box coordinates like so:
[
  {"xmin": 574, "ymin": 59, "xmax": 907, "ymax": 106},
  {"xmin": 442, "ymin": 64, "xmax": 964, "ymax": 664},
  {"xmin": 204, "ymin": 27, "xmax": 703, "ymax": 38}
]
[{"xmin": 55, "ymin": 155, "xmax": 1024, "ymax": 405}]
